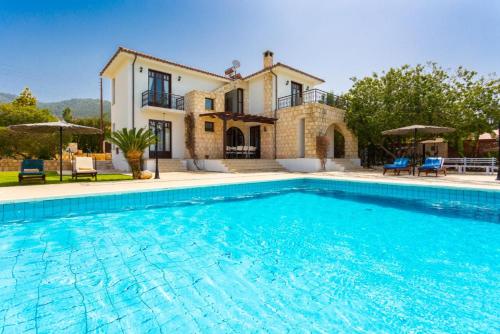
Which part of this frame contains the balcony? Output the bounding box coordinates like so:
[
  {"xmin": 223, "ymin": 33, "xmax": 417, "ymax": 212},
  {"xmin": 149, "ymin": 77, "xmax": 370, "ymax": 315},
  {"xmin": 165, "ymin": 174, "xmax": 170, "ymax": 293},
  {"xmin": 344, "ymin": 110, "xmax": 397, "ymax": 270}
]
[
  {"xmin": 277, "ymin": 89, "xmax": 348, "ymax": 110},
  {"xmin": 141, "ymin": 90, "xmax": 185, "ymax": 110}
]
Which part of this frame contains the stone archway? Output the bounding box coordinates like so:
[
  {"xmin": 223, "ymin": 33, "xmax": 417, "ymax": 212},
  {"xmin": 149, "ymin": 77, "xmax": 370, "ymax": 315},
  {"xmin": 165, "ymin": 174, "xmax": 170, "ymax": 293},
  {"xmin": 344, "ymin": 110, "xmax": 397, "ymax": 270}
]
[
  {"xmin": 226, "ymin": 127, "xmax": 244, "ymax": 147},
  {"xmin": 325, "ymin": 124, "xmax": 348, "ymax": 158}
]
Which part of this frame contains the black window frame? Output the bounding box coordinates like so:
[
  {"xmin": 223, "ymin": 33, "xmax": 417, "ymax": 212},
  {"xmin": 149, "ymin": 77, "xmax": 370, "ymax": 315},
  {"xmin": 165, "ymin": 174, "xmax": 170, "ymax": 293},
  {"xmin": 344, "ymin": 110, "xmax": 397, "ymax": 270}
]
[
  {"xmin": 205, "ymin": 97, "xmax": 214, "ymax": 110},
  {"xmin": 204, "ymin": 121, "xmax": 214, "ymax": 132},
  {"xmin": 224, "ymin": 88, "xmax": 244, "ymax": 114},
  {"xmin": 237, "ymin": 88, "xmax": 244, "ymax": 114}
]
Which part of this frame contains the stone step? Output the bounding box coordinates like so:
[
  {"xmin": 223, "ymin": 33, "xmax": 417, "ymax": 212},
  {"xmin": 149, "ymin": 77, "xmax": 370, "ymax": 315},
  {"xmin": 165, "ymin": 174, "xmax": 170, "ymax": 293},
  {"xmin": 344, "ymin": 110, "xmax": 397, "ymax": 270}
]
[
  {"xmin": 95, "ymin": 160, "xmax": 122, "ymax": 173},
  {"xmin": 221, "ymin": 159, "xmax": 287, "ymax": 173},
  {"xmin": 222, "ymin": 160, "xmax": 283, "ymax": 165},
  {"xmin": 156, "ymin": 159, "xmax": 187, "ymax": 172}
]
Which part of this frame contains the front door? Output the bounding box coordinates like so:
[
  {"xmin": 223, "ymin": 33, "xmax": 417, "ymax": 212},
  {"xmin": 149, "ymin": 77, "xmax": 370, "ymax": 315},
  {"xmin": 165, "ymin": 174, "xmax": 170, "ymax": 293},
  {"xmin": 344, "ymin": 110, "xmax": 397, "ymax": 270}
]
[
  {"xmin": 149, "ymin": 120, "xmax": 172, "ymax": 158},
  {"xmin": 291, "ymin": 81, "xmax": 303, "ymax": 107},
  {"xmin": 250, "ymin": 126, "xmax": 261, "ymax": 158},
  {"xmin": 148, "ymin": 70, "xmax": 171, "ymax": 108}
]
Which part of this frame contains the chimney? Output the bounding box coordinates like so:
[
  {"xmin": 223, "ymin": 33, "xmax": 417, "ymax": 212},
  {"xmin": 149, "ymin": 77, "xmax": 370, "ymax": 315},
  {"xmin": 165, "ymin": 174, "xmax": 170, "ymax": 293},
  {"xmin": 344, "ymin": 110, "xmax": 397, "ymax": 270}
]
[{"xmin": 263, "ymin": 50, "xmax": 274, "ymax": 68}]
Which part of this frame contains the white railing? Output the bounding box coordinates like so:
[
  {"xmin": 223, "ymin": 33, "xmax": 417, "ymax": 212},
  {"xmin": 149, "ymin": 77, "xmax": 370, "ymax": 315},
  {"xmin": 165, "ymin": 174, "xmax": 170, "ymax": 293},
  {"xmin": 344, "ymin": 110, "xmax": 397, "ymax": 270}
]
[{"xmin": 443, "ymin": 157, "xmax": 497, "ymax": 174}]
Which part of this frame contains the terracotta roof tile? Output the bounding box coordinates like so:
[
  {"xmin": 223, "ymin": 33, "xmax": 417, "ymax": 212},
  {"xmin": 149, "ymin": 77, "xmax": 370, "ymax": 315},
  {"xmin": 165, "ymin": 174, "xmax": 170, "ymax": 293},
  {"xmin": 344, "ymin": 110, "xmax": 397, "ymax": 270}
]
[
  {"xmin": 100, "ymin": 47, "xmax": 231, "ymax": 81},
  {"xmin": 100, "ymin": 47, "xmax": 325, "ymax": 84},
  {"xmin": 243, "ymin": 62, "xmax": 325, "ymax": 83}
]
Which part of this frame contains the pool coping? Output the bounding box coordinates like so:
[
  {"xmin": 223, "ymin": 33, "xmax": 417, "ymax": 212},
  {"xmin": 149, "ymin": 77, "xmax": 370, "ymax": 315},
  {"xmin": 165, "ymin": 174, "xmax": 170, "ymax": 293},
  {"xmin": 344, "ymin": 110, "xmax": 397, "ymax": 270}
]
[{"xmin": 1, "ymin": 174, "xmax": 499, "ymax": 205}]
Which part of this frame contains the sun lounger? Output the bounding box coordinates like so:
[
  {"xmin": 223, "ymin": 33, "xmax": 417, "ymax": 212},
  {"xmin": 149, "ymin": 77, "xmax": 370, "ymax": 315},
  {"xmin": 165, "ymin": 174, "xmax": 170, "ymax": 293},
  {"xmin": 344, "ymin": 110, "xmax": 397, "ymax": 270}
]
[
  {"xmin": 383, "ymin": 157, "xmax": 410, "ymax": 175},
  {"xmin": 18, "ymin": 159, "xmax": 46, "ymax": 184},
  {"xmin": 418, "ymin": 157, "xmax": 446, "ymax": 176},
  {"xmin": 72, "ymin": 157, "xmax": 97, "ymax": 180}
]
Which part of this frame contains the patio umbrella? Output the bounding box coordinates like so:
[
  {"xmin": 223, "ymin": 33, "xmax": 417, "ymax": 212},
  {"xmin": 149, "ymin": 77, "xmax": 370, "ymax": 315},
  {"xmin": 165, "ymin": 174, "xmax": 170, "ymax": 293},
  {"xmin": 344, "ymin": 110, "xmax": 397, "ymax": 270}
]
[
  {"xmin": 382, "ymin": 125, "xmax": 455, "ymax": 175},
  {"xmin": 8, "ymin": 121, "xmax": 102, "ymax": 181}
]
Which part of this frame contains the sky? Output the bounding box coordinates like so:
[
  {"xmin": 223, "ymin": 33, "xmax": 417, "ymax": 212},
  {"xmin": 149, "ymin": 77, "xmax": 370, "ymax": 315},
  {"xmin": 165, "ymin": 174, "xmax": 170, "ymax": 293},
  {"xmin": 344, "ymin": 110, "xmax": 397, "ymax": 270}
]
[{"xmin": 0, "ymin": 0, "xmax": 498, "ymax": 102}]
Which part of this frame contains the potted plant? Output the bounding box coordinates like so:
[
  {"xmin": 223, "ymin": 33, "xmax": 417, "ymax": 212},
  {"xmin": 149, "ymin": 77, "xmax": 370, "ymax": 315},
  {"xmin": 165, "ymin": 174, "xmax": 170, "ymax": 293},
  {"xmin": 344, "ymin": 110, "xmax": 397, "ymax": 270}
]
[
  {"xmin": 108, "ymin": 128, "xmax": 156, "ymax": 179},
  {"xmin": 316, "ymin": 134, "xmax": 330, "ymax": 171}
]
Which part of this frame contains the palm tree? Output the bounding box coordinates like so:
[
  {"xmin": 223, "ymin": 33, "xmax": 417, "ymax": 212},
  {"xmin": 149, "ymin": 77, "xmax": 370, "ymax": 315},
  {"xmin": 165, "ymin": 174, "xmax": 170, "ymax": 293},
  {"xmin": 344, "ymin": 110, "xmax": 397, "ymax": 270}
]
[{"xmin": 108, "ymin": 128, "xmax": 156, "ymax": 179}]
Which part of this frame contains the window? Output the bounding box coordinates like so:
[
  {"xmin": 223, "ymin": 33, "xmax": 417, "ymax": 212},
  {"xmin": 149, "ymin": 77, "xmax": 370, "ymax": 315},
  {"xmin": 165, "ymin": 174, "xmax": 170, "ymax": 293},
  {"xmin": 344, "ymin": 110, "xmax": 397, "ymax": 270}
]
[
  {"xmin": 148, "ymin": 70, "xmax": 171, "ymax": 108},
  {"xmin": 237, "ymin": 88, "xmax": 243, "ymax": 114},
  {"xmin": 205, "ymin": 121, "xmax": 214, "ymax": 132},
  {"xmin": 111, "ymin": 78, "xmax": 115, "ymax": 105},
  {"xmin": 225, "ymin": 91, "xmax": 233, "ymax": 112},
  {"xmin": 205, "ymin": 98, "xmax": 214, "ymax": 110},
  {"xmin": 224, "ymin": 88, "xmax": 244, "ymax": 114}
]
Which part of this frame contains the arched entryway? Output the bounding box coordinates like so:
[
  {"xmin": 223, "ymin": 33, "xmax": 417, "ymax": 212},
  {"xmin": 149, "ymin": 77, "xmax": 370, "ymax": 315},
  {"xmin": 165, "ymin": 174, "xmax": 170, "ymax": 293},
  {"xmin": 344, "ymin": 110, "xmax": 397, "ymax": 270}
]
[
  {"xmin": 326, "ymin": 124, "xmax": 346, "ymax": 158},
  {"xmin": 226, "ymin": 127, "xmax": 244, "ymax": 147}
]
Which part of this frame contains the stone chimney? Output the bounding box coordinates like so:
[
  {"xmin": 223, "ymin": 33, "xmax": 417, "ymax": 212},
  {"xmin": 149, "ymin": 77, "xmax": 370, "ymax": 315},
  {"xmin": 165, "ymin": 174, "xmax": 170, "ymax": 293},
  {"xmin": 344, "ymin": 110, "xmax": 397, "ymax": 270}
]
[{"xmin": 263, "ymin": 50, "xmax": 274, "ymax": 68}]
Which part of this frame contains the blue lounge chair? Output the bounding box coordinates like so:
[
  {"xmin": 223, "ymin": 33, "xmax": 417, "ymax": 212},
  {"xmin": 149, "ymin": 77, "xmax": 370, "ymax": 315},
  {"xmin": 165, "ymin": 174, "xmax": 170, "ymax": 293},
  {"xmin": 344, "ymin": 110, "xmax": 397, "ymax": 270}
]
[
  {"xmin": 18, "ymin": 159, "xmax": 46, "ymax": 184},
  {"xmin": 418, "ymin": 157, "xmax": 446, "ymax": 176},
  {"xmin": 383, "ymin": 157, "xmax": 410, "ymax": 175}
]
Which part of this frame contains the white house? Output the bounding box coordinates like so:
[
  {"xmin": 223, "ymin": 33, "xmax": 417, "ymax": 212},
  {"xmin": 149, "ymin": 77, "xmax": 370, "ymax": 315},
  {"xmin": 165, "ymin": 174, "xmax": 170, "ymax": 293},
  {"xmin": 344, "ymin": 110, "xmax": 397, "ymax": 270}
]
[{"xmin": 100, "ymin": 47, "xmax": 359, "ymax": 172}]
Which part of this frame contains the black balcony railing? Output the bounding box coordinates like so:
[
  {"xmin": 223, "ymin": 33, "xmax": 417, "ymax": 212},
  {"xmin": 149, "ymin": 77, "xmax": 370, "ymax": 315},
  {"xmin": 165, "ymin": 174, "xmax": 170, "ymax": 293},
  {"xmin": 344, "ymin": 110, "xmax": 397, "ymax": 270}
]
[
  {"xmin": 277, "ymin": 89, "xmax": 348, "ymax": 110},
  {"xmin": 142, "ymin": 90, "xmax": 185, "ymax": 110}
]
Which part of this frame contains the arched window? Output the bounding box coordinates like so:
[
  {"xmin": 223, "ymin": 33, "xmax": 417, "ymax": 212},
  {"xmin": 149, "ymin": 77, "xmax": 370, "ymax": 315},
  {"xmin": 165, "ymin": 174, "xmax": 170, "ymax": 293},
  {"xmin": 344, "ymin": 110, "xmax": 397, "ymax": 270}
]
[{"xmin": 226, "ymin": 127, "xmax": 244, "ymax": 146}]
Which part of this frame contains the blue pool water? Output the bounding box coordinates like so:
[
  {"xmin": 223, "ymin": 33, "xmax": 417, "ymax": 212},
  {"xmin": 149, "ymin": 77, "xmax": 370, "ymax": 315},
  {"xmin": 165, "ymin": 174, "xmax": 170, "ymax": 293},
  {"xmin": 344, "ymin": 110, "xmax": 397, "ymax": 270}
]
[{"xmin": 0, "ymin": 179, "xmax": 499, "ymax": 333}]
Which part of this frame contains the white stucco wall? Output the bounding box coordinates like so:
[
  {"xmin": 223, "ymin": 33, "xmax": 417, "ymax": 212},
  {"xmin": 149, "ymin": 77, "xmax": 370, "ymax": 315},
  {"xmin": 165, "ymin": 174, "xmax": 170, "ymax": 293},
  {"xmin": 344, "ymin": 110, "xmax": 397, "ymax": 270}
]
[
  {"xmin": 132, "ymin": 58, "xmax": 227, "ymax": 159},
  {"xmin": 134, "ymin": 108, "xmax": 186, "ymax": 159},
  {"xmin": 248, "ymin": 78, "xmax": 264, "ymax": 114},
  {"xmin": 108, "ymin": 56, "xmax": 228, "ymax": 166},
  {"xmin": 274, "ymin": 69, "xmax": 318, "ymax": 102},
  {"xmin": 134, "ymin": 58, "xmax": 225, "ymax": 99},
  {"xmin": 110, "ymin": 60, "xmax": 132, "ymax": 171}
]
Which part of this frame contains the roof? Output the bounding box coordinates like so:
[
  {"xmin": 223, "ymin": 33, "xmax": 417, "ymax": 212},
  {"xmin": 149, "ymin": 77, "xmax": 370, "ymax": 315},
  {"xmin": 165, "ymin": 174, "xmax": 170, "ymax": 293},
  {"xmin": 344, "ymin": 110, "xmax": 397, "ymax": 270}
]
[
  {"xmin": 243, "ymin": 62, "xmax": 325, "ymax": 83},
  {"xmin": 100, "ymin": 47, "xmax": 231, "ymax": 81},
  {"xmin": 479, "ymin": 129, "xmax": 499, "ymax": 140},
  {"xmin": 100, "ymin": 47, "xmax": 325, "ymax": 84}
]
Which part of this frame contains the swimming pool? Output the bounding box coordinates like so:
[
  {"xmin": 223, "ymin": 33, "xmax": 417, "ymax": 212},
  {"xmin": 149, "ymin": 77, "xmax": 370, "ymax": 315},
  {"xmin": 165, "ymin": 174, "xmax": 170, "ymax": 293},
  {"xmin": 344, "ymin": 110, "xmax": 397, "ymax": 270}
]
[{"xmin": 0, "ymin": 179, "xmax": 499, "ymax": 332}]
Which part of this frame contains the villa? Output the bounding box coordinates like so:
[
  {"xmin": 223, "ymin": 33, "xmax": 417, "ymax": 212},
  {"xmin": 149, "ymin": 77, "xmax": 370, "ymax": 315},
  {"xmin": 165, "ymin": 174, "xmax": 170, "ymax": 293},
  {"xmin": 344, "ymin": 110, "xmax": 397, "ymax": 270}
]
[{"xmin": 100, "ymin": 47, "xmax": 359, "ymax": 173}]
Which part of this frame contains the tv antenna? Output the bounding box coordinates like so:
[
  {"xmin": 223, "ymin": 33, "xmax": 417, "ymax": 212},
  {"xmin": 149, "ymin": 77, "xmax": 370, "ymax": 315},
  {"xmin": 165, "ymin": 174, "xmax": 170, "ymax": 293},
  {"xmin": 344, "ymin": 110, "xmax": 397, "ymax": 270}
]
[{"xmin": 225, "ymin": 60, "xmax": 242, "ymax": 79}]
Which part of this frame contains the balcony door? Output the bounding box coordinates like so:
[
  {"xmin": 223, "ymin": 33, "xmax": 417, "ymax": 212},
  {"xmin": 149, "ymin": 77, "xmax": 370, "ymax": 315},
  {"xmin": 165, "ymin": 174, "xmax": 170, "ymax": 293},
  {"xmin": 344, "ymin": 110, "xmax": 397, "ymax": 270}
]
[
  {"xmin": 149, "ymin": 120, "xmax": 172, "ymax": 158},
  {"xmin": 148, "ymin": 70, "xmax": 171, "ymax": 108},
  {"xmin": 291, "ymin": 81, "xmax": 303, "ymax": 107},
  {"xmin": 225, "ymin": 88, "xmax": 244, "ymax": 114}
]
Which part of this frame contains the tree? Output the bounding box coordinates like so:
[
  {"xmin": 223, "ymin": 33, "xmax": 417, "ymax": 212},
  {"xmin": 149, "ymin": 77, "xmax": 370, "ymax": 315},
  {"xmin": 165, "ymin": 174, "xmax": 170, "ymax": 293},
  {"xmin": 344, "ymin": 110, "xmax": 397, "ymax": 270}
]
[
  {"xmin": 62, "ymin": 107, "xmax": 73, "ymax": 122},
  {"xmin": 71, "ymin": 117, "xmax": 110, "ymax": 153},
  {"xmin": 12, "ymin": 87, "xmax": 37, "ymax": 107},
  {"xmin": 107, "ymin": 128, "xmax": 156, "ymax": 179},
  {"xmin": 0, "ymin": 101, "xmax": 61, "ymax": 159},
  {"xmin": 448, "ymin": 68, "xmax": 500, "ymax": 156},
  {"xmin": 0, "ymin": 103, "xmax": 55, "ymax": 126},
  {"xmin": 344, "ymin": 63, "xmax": 499, "ymax": 160}
]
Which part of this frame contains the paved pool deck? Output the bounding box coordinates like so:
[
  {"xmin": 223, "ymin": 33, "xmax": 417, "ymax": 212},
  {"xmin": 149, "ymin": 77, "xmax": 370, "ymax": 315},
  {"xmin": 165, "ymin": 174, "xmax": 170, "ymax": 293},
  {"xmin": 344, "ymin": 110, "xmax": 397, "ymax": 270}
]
[{"xmin": 0, "ymin": 170, "xmax": 499, "ymax": 202}]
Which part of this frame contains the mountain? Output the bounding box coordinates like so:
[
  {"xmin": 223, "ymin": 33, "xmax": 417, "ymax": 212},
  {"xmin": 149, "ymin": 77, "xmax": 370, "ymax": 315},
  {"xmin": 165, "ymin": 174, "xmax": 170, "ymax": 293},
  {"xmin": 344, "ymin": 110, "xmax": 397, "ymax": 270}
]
[
  {"xmin": 0, "ymin": 92, "xmax": 111, "ymax": 120},
  {"xmin": 39, "ymin": 99, "xmax": 111, "ymax": 119},
  {"xmin": 0, "ymin": 92, "xmax": 16, "ymax": 104}
]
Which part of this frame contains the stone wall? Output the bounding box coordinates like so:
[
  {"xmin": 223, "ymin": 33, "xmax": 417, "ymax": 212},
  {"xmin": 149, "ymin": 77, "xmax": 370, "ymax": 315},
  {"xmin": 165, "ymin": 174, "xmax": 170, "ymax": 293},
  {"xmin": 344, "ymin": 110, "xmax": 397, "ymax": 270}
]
[
  {"xmin": 185, "ymin": 82, "xmax": 358, "ymax": 161},
  {"xmin": 0, "ymin": 159, "xmax": 72, "ymax": 172},
  {"xmin": 185, "ymin": 90, "xmax": 224, "ymax": 159},
  {"xmin": 276, "ymin": 103, "xmax": 358, "ymax": 159},
  {"xmin": 263, "ymin": 73, "xmax": 273, "ymax": 117},
  {"xmin": 259, "ymin": 123, "xmax": 275, "ymax": 159}
]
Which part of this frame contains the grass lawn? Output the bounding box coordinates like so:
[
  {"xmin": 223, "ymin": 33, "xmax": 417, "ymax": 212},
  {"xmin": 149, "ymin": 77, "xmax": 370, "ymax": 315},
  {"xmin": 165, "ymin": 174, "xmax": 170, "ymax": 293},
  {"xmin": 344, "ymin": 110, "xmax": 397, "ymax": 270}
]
[{"xmin": 0, "ymin": 171, "xmax": 132, "ymax": 187}]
